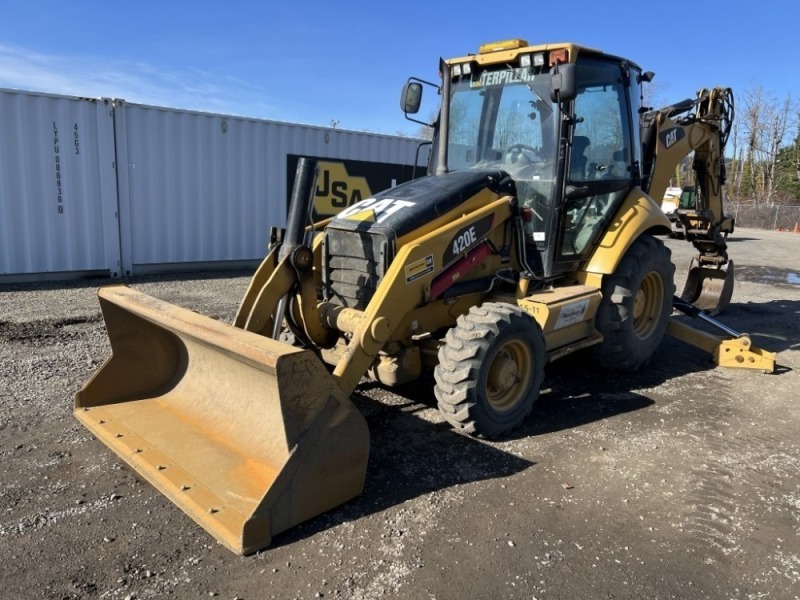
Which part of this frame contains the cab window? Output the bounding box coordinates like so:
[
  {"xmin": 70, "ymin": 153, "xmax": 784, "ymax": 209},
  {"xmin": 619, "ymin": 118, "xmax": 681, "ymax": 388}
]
[{"xmin": 569, "ymin": 60, "xmax": 632, "ymax": 183}]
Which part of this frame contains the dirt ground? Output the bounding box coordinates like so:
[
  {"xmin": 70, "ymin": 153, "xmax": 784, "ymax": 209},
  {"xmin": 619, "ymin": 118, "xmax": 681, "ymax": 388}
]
[{"xmin": 1, "ymin": 228, "xmax": 798, "ymax": 600}]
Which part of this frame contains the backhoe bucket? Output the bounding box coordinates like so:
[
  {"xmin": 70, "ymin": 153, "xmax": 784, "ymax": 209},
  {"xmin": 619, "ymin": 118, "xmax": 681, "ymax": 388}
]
[
  {"xmin": 75, "ymin": 286, "xmax": 369, "ymax": 555},
  {"xmin": 680, "ymin": 258, "xmax": 734, "ymax": 316}
]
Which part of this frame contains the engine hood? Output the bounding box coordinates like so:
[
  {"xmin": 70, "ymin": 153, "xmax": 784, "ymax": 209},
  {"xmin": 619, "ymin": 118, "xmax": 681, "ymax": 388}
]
[{"xmin": 327, "ymin": 169, "xmax": 515, "ymax": 240}]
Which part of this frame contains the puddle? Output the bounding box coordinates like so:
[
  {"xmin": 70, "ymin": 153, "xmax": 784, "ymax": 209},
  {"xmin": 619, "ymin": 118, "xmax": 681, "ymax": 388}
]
[{"xmin": 736, "ymin": 265, "xmax": 800, "ymax": 287}]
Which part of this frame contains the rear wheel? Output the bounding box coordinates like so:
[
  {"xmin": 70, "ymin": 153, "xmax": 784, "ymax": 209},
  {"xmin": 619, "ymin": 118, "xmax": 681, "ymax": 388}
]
[
  {"xmin": 434, "ymin": 303, "xmax": 546, "ymax": 439},
  {"xmin": 590, "ymin": 235, "xmax": 675, "ymax": 370}
]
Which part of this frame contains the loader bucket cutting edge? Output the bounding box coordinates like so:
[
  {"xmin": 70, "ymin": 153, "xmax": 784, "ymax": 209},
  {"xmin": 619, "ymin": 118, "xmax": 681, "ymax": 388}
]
[
  {"xmin": 680, "ymin": 258, "xmax": 734, "ymax": 316},
  {"xmin": 74, "ymin": 285, "xmax": 369, "ymax": 555}
]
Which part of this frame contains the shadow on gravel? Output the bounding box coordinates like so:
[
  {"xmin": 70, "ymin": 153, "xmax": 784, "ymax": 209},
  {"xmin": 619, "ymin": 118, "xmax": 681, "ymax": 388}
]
[
  {"xmin": 0, "ymin": 315, "xmax": 103, "ymax": 345},
  {"xmin": 273, "ymin": 379, "xmax": 537, "ymax": 549},
  {"xmin": 725, "ymin": 237, "xmax": 759, "ymax": 243},
  {"xmin": 273, "ymin": 358, "xmax": 664, "ymax": 548}
]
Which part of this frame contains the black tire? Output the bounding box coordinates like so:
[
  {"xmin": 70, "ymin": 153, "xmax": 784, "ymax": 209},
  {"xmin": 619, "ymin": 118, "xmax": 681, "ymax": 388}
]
[
  {"xmin": 434, "ymin": 303, "xmax": 546, "ymax": 439},
  {"xmin": 590, "ymin": 235, "xmax": 675, "ymax": 371}
]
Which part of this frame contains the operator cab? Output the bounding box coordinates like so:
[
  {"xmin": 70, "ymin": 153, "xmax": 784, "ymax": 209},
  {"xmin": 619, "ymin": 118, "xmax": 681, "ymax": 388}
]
[{"xmin": 403, "ymin": 40, "xmax": 644, "ymax": 279}]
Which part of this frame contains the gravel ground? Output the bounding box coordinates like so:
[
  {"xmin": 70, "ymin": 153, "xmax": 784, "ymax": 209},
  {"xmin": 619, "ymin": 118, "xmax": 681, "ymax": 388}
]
[{"xmin": 1, "ymin": 228, "xmax": 798, "ymax": 600}]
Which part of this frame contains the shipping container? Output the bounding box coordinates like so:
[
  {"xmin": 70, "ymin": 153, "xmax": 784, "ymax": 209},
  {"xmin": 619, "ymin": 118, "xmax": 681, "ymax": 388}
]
[
  {"xmin": 0, "ymin": 88, "xmax": 428, "ymax": 281},
  {"xmin": 0, "ymin": 89, "xmax": 121, "ymax": 279}
]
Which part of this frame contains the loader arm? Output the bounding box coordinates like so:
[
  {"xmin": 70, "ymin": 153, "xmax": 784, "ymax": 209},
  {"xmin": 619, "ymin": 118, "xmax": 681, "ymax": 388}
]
[{"xmin": 641, "ymin": 87, "xmax": 736, "ymax": 313}]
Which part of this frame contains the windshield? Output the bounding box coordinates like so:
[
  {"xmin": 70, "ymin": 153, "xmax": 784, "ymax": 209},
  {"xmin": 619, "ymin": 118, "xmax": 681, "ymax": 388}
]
[
  {"xmin": 447, "ymin": 66, "xmax": 557, "ymax": 173},
  {"xmin": 443, "ymin": 65, "xmax": 559, "ymax": 243}
]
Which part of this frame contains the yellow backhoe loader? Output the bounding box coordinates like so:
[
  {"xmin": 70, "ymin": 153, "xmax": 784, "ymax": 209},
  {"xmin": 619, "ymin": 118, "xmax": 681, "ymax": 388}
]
[{"xmin": 75, "ymin": 39, "xmax": 776, "ymax": 554}]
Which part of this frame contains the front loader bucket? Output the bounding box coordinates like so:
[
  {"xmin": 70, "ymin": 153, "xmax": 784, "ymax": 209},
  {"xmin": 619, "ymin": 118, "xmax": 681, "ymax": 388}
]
[
  {"xmin": 75, "ymin": 286, "xmax": 369, "ymax": 555},
  {"xmin": 680, "ymin": 258, "xmax": 734, "ymax": 316}
]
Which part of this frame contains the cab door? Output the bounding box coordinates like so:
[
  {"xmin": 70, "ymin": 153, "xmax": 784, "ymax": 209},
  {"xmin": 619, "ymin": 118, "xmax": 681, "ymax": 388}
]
[{"xmin": 552, "ymin": 58, "xmax": 636, "ymax": 274}]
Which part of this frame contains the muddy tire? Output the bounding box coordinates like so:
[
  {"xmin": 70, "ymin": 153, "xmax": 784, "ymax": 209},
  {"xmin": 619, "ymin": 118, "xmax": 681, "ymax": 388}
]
[
  {"xmin": 590, "ymin": 235, "xmax": 675, "ymax": 371},
  {"xmin": 434, "ymin": 303, "xmax": 546, "ymax": 439}
]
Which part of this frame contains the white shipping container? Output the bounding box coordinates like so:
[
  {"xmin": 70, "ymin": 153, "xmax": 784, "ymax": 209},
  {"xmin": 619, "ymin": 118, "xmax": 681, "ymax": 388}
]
[{"xmin": 0, "ymin": 89, "xmax": 121, "ymax": 278}]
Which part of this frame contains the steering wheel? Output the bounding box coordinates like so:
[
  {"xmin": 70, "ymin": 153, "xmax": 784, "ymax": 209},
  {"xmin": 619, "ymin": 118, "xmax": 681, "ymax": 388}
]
[
  {"xmin": 506, "ymin": 144, "xmax": 552, "ymax": 178},
  {"xmin": 506, "ymin": 144, "xmax": 541, "ymax": 161}
]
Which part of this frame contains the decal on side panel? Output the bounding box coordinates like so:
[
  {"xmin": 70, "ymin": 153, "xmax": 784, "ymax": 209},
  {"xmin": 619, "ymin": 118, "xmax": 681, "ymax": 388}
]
[
  {"xmin": 442, "ymin": 214, "xmax": 494, "ymax": 267},
  {"xmin": 554, "ymin": 298, "xmax": 590, "ymax": 330},
  {"xmin": 405, "ymin": 255, "xmax": 434, "ymax": 283}
]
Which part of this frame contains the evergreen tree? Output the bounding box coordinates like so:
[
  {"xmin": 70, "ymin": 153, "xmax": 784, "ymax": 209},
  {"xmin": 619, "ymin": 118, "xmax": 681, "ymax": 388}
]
[{"xmin": 775, "ymin": 135, "xmax": 800, "ymax": 202}]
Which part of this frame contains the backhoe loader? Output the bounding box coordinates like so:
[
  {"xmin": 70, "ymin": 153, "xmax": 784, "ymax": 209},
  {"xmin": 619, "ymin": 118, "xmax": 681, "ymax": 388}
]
[{"xmin": 75, "ymin": 39, "xmax": 775, "ymax": 554}]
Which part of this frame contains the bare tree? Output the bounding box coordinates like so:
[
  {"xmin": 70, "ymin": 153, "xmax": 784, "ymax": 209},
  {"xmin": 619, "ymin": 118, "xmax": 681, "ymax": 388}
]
[
  {"xmin": 733, "ymin": 147, "xmax": 746, "ymax": 199},
  {"xmin": 414, "ymin": 109, "xmax": 438, "ymax": 141},
  {"xmin": 796, "ymin": 105, "xmax": 800, "ymax": 183},
  {"xmin": 736, "ymin": 86, "xmax": 796, "ymax": 204},
  {"xmin": 796, "ymin": 104, "xmax": 800, "ymax": 185},
  {"xmin": 642, "ymin": 79, "xmax": 670, "ymax": 112},
  {"xmin": 729, "ymin": 118, "xmax": 741, "ymax": 197},
  {"xmin": 742, "ymin": 86, "xmax": 766, "ymax": 202},
  {"xmin": 763, "ymin": 95, "xmax": 793, "ymax": 203}
]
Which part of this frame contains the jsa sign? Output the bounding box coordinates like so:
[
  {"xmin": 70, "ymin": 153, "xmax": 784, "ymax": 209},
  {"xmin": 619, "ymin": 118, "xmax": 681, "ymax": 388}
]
[{"xmin": 286, "ymin": 155, "xmax": 421, "ymax": 222}]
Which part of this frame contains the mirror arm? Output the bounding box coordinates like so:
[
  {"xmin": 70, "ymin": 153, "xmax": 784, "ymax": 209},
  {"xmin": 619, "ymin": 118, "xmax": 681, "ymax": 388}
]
[{"xmin": 402, "ymin": 77, "xmax": 440, "ymax": 127}]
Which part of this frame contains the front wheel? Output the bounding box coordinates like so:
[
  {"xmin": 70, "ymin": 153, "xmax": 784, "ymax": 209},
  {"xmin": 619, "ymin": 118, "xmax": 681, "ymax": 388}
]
[
  {"xmin": 590, "ymin": 235, "xmax": 675, "ymax": 371},
  {"xmin": 434, "ymin": 303, "xmax": 546, "ymax": 439}
]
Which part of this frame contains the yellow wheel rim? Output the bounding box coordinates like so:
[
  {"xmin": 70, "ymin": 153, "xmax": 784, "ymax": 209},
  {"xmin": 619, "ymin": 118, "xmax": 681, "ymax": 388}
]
[
  {"xmin": 632, "ymin": 271, "xmax": 664, "ymax": 340},
  {"xmin": 486, "ymin": 339, "xmax": 532, "ymax": 412}
]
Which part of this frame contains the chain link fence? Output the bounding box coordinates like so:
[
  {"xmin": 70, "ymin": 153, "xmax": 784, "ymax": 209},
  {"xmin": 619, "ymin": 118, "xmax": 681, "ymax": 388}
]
[{"xmin": 727, "ymin": 203, "xmax": 800, "ymax": 231}]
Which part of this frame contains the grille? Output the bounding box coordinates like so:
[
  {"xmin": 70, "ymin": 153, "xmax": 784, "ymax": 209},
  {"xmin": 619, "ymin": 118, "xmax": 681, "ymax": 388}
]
[{"xmin": 323, "ymin": 228, "xmax": 390, "ymax": 310}]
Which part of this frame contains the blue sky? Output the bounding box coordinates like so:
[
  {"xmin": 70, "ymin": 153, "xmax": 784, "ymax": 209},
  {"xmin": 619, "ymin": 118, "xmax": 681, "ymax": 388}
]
[{"xmin": 0, "ymin": 0, "xmax": 796, "ymax": 137}]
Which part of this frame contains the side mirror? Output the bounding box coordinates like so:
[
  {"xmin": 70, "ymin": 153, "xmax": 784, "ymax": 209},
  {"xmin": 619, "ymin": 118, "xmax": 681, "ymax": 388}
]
[
  {"xmin": 401, "ymin": 81, "xmax": 423, "ymax": 114},
  {"xmin": 638, "ymin": 71, "xmax": 655, "ymax": 84},
  {"xmin": 549, "ymin": 62, "xmax": 577, "ymax": 103}
]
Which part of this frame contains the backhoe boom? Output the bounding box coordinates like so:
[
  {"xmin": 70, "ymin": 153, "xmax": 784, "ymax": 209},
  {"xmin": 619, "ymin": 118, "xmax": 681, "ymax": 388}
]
[{"xmin": 641, "ymin": 87, "xmax": 736, "ymax": 313}]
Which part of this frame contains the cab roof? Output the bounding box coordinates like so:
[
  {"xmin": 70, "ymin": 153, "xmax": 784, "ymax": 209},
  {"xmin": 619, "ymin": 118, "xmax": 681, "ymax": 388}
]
[{"xmin": 445, "ymin": 40, "xmax": 640, "ymax": 70}]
